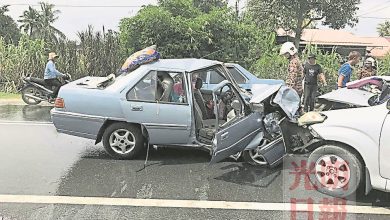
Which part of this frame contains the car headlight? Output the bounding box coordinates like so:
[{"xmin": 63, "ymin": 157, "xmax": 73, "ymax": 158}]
[{"xmin": 298, "ymin": 112, "xmax": 327, "ymax": 126}]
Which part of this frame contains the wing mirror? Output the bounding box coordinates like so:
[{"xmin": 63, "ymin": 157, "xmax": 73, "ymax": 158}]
[
  {"xmin": 250, "ymin": 103, "xmax": 264, "ymax": 113},
  {"xmin": 387, "ymin": 99, "xmax": 390, "ymax": 110},
  {"xmin": 231, "ymin": 99, "xmax": 241, "ymax": 111}
]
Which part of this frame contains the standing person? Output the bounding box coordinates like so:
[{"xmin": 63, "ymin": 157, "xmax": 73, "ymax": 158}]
[
  {"xmin": 279, "ymin": 42, "xmax": 304, "ymax": 96},
  {"xmin": 337, "ymin": 51, "xmax": 361, "ymax": 89},
  {"xmin": 303, "ymin": 54, "xmax": 327, "ymax": 112},
  {"xmin": 365, "ymin": 51, "xmax": 377, "ymax": 71},
  {"xmin": 44, "ymin": 52, "xmax": 65, "ymax": 98},
  {"xmin": 357, "ymin": 60, "xmax": 376, "ymax": 80}
]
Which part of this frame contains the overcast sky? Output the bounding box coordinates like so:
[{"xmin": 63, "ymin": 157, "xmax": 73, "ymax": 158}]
[{"xmin": 2, "ymin": 0, "xmax": 390, "ymax": 40}]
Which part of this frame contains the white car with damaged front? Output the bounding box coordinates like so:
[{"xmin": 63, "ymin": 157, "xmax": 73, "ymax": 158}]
[{"xmin": 282, "ymin": 94, "xmax": 390, "ymax": 198}]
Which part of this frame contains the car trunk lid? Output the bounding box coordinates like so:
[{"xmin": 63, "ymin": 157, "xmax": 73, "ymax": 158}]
[{"xmin": 65, "ymin": 76, "xmax": 113, "ymax": 89}]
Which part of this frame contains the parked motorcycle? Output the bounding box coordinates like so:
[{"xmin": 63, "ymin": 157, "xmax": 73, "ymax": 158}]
[{"xmin": 21, "ymin": 74, "xmax": 71, "ymax": 105}]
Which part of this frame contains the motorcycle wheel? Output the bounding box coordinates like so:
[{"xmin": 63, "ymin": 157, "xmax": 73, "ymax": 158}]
[{"xmin": 21, "ymin": 86, "xmax": 42, "ymax": 105}]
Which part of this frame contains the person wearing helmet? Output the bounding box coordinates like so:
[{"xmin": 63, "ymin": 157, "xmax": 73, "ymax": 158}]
[
  {"xmin": 279, "ymin": 42, "xmax": 304, "ymax": 96},
  {"xmin": 337, "ymin": 51, "xmax": 361, "ymax": 89},
  {"xmin": 357, "ymin": 60, "xmax": 376, "ymax": 80},
  {"xmin": 303, "ymin": 54, "xmax": 327, "ymax": 112},
  {"xmin": 365, "ymin": 56, "xmax": 377, "ymax": 70},
  {"xmin": 44, "ymin": 52, "xmax": 65, "ymax": 98}
]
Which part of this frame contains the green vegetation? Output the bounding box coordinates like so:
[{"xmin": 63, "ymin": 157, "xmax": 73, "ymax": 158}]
[
  {"xmin": 0, "ymin": 5, "xmax": 21, "ymax": 44},
  {"xmin": 119, "ymin": 0, "xmax": 270, "ymax": 69},
  {"xmin": 0, "ymin": 92, "xmax": 20, "ymax": 99},
  {"xmin": 247, "ymin": 0, "xmax": 360, "ymax": 47},
  {"xmin": 377, "ymin": 21, "xmax": 390, "ymax": 37},
  {"xmin": 0, "ymin": 27, "xmax": 121, "ymax": 92},
  {"xmin": 18, "ymin": 2, "xmax": 65, "ymax": 44}
]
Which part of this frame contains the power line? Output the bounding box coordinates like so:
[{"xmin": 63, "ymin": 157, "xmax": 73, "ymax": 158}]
[
  {"xmin": 357, "ymin": 0, "xmax": 390, "ymax": 16},
  {"xmin": 6, "ymin": 4, "xmax": 145, "ymax": 8},
  {"xmin": 358, "ymin": 4, "xmax": 390, "ymax": 17},
  {"xmin": 359, "ymin": 16, "xmax": 390, "ymax": 20}
]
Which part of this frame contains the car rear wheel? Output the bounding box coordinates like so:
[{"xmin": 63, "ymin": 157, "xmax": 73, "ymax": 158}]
[
  {"xmin": 102, "ymin": 123, "xmax": 144, "ymax": 160},
  {"xmin": 243, "ymin": 139, "xmax": 270, "ymax": 166},
  {"xmin": 307, "ymin": 144, "xmax": 363, "ymax": 198},
  {"xmin": 21, "ymin": 86, "xmax": 42, "ymax": 105}
]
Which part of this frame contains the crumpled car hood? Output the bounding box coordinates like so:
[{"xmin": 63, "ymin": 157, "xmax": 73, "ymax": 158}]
[
  {"xmin": 318, "ymin": 88, "xmax": 375, "ymax": 107},
  {"xmin": 250, "ymin": 84, "xmax": 300, "ymax": 119},
  {"xmin": 250, "ymin": 84, "xmax": 282, "ymax": 103}
]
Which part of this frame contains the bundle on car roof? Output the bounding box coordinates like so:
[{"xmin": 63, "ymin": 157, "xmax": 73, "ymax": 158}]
[{"xmin": 120, "ymin": 45, "xmax": 161, "ymax": 73}]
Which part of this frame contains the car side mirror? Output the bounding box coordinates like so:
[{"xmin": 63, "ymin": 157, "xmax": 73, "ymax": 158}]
[
  {"xmin": 250, "ymin": 103, "xmax": 264, "ymax": 113},
  {"xmin": 387, "ymin": 100, "xmax": 390, "ymax": 110},
  {"xmin": 231, "ymin": 99, "xmax": 241, "ymax": 111}
]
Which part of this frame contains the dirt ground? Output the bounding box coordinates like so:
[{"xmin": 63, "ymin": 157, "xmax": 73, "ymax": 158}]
[{"xmin": 0, "ymin": 98, "xmax": 25, "ymax": 106}]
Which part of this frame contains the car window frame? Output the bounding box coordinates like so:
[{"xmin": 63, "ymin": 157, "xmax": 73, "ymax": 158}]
[
  {"xmin": 126, "ymin": 69, "xmax": 190, "ymax": 106},
  {"xmin": 209, "ymin": 69, "xmax": 228, "ymax": 84},
  {"xmin": 226, "ymin": 65, "xmax": 249, "ymax": 84}
]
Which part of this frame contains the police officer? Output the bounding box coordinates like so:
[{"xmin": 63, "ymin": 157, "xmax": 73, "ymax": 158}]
[
  {"xmin": 279, "ymin": 42, "xmax": 304, "ymax": 97},
  {"xmin": 357, "ymin": 60, "xmax": 376, "ymax": 80}
]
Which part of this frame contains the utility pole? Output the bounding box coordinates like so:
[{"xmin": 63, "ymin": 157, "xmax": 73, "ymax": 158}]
[{"xmin": 235, "ymin": 0, "xmax": 240, "ymax": 63}]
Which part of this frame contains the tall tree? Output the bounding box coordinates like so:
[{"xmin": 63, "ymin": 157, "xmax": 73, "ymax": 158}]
[
  {"xmin": 193, "ymin": 0, "xmax": 227, "ymax": 13},
  {"xmin": 18, "ymin": 6, "xmax": 40, "ymax": 36},
  {"xmin": 247, "ymin": 0, "xmax": 360, "ymax": 47},
  {"xmin": 120, "ymin": 0, "xmax": 270, "ymax": 68},
  {"xmin": 22, "ymin": 2, "xmax": 66, "ymax": 43},
  {"xmin": 0, "ymin": 5, "xmax": 21, "ymax": 44},
  {"xmin": 377, "ymin": 21, "xmax": 390, "ymax": 37}
]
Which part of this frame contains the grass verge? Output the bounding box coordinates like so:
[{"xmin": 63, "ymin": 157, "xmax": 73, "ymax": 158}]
[{"xmin": 0, "ymin": 92, "xmax": 21, "ymax": 99}]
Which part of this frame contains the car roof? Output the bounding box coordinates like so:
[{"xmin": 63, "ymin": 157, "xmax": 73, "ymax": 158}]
[{"xmin": 143, "ymin": 58, "xmax": 222, "ymax": 72}]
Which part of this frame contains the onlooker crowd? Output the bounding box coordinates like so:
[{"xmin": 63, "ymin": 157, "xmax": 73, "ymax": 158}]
[{"xmin": 279, "ymin": 42, "xmax": 379, "ymax": 113}]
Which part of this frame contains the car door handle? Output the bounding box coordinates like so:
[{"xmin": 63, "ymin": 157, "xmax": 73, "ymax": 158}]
[
  {"xmin": 131, "ymin": 105, "xmax": 143, "ymax": 111},
  {"xmin": 221, "ymin": 132, "xmax": 229, "ymax": 140}
]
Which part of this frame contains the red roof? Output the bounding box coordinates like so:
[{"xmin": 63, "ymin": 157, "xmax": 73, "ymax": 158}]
[{"xmin": 277, "ymin": 29, "xmax": 390, "ymax": 57}]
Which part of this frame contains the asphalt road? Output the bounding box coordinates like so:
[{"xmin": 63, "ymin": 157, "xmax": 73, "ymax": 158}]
[{"xmin": 0, "ymin": 105, "xmax": 389, "ymax": 220}]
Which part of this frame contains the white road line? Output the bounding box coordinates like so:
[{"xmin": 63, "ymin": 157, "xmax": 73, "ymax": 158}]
[
  {"xmin": 0, "ymin": 194, "xmax": 389, "ymax": 215},
  {"xmin": 0, "ymin": 121, "xmax": 52, "ymax": 126}
]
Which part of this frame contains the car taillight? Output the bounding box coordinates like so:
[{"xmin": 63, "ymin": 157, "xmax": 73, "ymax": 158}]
[{"xmin": 55, "ymin": 98, "xmax": 65, "ymax": 108}]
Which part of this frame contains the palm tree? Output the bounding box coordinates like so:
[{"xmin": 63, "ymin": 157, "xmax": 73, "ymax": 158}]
[
  {"xmin": 377, "ymin": 21, "xmax": 390, "ymax": 37},
  {"xmin": 18, "ymin": 6, "xmax": 39, "ymax": 36},
  {"xmin": 0, "ymin": 5, "xmax": 9, "ymax": 14},
  {"xmin": 20, "ymin": 2, "xmax": 66, "ymax": 43}
]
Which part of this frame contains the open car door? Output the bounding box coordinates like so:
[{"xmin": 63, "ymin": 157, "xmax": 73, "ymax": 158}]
[{"xmin": 209, "ymin": 81, "xmax": 263, "ymax": 164}]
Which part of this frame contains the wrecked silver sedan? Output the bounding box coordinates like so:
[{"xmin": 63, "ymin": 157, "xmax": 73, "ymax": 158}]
[{"xmin": 51, "ymin": 59, "xmax": 298, "ymax": 165}]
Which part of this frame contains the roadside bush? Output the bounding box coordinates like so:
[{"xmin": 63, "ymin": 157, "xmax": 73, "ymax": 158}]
[
  {"xmin": 119, "ymin": 1, "xmax": 271, "ymax": 69},
  {"xmin": 0, "ymin": 27, "xmax": 122, "ymax": 93},
  {"xmin": 0, "ymin": 36, "xmax": 46, "ymax": 92},
  {"xmin": 250, "ymin": 52, "xmax": 287, "ymax": 80},
  {"xmin": 378, "ymin": 53, "xmax": 390, "ymax": 76}
]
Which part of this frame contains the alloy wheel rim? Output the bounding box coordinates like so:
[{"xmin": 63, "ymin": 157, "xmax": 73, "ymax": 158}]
[
  {"xmin": 248, "ymin": 139, "xmax": 270, "ymax": 165},
  {"xmin": 315, "ymin": 154, "xmax": 351, "ymax": 190},
  {"xmin": 109, "ymin": 129, "xmax": 136, "ymax": 155}
]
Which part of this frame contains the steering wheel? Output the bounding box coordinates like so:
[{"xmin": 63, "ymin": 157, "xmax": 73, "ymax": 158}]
[{"xmin": 220, "ymin": 86, "xmax": 233, "ymax": 103}]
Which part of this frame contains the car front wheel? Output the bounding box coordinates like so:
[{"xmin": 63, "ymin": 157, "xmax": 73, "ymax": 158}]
[
  {"xmin": 242, "ymin": 139, "xmax": 270, "ymax": 166},
  {"xmin": 102, "ymin": 123, "xmax": 144, "ymax": 159},
  {"xmin": 307, "ymin": 144, "xmax": 363, "ymax": 198}
]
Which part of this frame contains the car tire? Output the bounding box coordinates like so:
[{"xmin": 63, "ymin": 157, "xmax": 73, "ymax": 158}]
[
  {"xmin": 242, "ymin": 139, "xmax": 270, "ymax": 166},
  {"xmin": 21, "ymin": 86, "xmax": 42, "ymax": 105},
  {"xmin": 307, "ymin": 144, "xmax": 363, "ymax": 198},
  {"xmin": 102, "ymin": 123, "xmax": 144, "ymax": 160}
]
